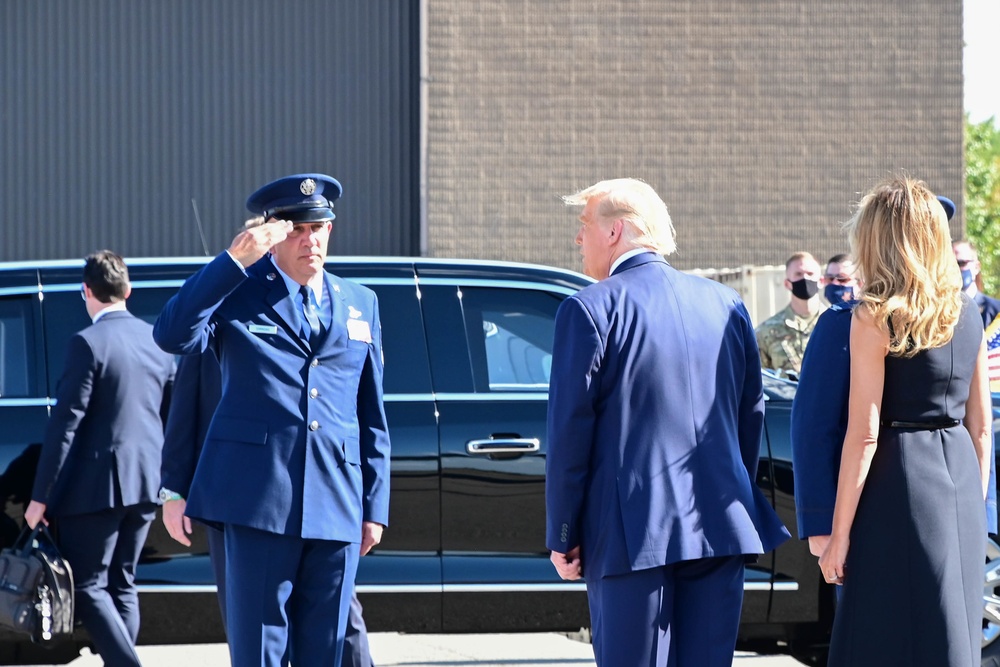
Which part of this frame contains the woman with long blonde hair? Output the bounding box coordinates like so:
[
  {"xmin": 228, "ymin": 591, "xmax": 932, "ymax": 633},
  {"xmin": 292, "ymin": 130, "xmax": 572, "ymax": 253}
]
[{"xmin": 819, "ymin": 176, "xmax": 991, "ymax": 666}]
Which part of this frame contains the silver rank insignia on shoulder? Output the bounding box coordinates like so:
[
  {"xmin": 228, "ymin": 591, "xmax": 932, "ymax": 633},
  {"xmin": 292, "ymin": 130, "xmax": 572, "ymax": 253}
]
[
  {"xmin": 300, "ymin": 178, "xmax": 316, "ymax": 195},
  {"xmin": 333, "ymin": 284, "xmax": 341, "ymax": 293},
  {"xmin": 348, "ymin": 306, "xmax": 362, "ymax": 319}
]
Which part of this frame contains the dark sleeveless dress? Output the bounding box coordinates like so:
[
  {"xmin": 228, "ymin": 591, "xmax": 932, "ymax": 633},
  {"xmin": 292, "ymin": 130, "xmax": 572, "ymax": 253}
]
[{"xmin": 828, "ymin": 297, "xmax": 986, "ymax": 667}]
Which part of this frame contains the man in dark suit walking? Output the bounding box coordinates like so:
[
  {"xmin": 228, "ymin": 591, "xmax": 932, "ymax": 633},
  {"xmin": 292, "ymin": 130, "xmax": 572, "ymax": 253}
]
[
  {"xmin": 545, "ymin": 179, "xmax": 789, "ymax": 667},
  {"xmin": 26, "ymin": 250, "xmax": 175, "ymax": 666},
  {"xmin": 153, "ymin": 173, "xmax": 390, "ymax": 667}
]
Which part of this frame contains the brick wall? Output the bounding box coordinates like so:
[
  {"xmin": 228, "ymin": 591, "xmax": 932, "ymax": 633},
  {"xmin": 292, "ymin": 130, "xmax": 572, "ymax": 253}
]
[{"xmin": 425, "ymin": 0, "xmax": 964, "ymax": 272}]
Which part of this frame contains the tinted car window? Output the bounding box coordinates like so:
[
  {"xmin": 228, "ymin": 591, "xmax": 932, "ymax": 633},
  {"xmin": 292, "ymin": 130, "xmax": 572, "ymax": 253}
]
[
  {"xmin": 41, "ymin": 287, "xmax": 177, "ymax": 393},
  {"xmin": 0, "ymin": 298, "xmax": 37, "ymax": 398},
  {"xmin": 459, "ymin": 287, "xmax": 562, "ymax": 393},
  {"xmin": 366, "ymin": 284, "xmax": 432, "ymax": 394}
]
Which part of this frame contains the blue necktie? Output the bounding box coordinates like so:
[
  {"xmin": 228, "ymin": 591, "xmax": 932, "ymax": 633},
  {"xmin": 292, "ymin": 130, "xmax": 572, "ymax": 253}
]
[{"xmin": 299, "ymin": 285, "xmax": 321, "ymax": 344}]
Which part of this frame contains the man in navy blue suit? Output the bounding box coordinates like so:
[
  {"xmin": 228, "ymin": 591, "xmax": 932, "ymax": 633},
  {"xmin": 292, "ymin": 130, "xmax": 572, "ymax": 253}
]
[
  {"xmin": 545, "ymin": 178, "xmax": 789, "ymax": 667},
  {"xmin": 26, "ymin": 250, "xmax": 175, "ymax": 666},
  {"xmin": 160, "ymin": 348, "xmax": 377, "ymax": 666},
  {"xmin": 159, "ymin": 351, "xmax": 227, "ymax": 619},
  {"xmin": 154, "ymin": 173, "xmax": 390, "ymax": 667}
]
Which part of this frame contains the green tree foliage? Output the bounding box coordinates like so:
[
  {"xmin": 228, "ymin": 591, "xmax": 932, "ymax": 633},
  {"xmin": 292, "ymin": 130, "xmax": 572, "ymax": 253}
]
[{"xmin": 965, "ymin": 115, "xmax": 1000, "ymax": 295}]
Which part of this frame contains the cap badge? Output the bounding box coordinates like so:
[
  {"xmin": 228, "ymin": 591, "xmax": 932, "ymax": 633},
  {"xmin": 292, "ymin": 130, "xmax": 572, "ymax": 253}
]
[{"xmin": 300, "ymin": 178, "xmax": 317, "ymax": 196}]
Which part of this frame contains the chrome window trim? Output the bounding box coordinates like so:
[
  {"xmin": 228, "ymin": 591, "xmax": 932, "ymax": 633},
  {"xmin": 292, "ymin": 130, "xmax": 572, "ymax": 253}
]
[
  {"xmin": 415, "ymin": 277, "xmax": 580, "ymax": 297},
  {"xmin": 0, "ymin": 286, "xmax": 41, "ymax": 297},
  {"xmin": 39, "ymin": 277, "xmax": 420, "ymax": 293},
  {"xmin": 771, "ymin": 582, "xmax": 799, "ymax": 591},
  {"xmin": 0, "ymin": 398, "xmax": 52, "ymax": 407},
  {"xmin": 442, "ymin": 583, "xmax": 587, "ymax": 593},
  {"xmin": 0, "ymin": 394, "xmax": 545, "ymax": 405},
  {"xmin": 384, "ymin": 393, "xmax": 436, "ymax": 403},
  {"xmin": 0, "ymin": 272, "xmax": 582, "ymax": 298},
  {"xmin": 138, "ymin": 581, "xmax": 796, "ymax": 594},
  {"xmin": 0, "ymin": 255, "xmax": 588, "ymax": 281},
  {"xmin": 433, "ymin": 393, "xmax": 548, "ymax": 402}
]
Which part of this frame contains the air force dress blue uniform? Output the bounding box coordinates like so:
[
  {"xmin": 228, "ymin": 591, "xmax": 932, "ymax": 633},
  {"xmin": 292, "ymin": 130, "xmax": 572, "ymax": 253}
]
[
  {"xmin": 153, "ymin": 175, "xmax": 390, "ymax": 667},
  {"xmin": 161, "ymin": 349, "xmax": 377, "ymax": 666},
  {"xmin": 32, "ymin": 309, "xmax": 175, "ymax": 666},
  {"xmin": 545, "ymin": 252, "xmax": 789, "ymax": 667}
]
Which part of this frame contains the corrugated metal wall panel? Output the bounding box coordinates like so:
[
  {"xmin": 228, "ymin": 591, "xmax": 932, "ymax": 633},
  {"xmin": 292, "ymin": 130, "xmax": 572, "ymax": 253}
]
[{"xmin": 0, "ymin": 0, "xmax": 419, "ymax": 261}]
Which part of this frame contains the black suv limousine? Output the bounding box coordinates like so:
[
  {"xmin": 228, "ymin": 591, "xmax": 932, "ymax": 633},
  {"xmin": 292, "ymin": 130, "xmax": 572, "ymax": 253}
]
[{"xmin": 0, "ymin": 256, "xmax": 997, "ymax": 665}]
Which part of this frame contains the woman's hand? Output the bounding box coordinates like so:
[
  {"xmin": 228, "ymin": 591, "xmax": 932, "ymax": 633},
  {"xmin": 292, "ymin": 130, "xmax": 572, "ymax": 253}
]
[{"xmin": 818, "ymin": 533, "xmax": 849, "ymax": 585}]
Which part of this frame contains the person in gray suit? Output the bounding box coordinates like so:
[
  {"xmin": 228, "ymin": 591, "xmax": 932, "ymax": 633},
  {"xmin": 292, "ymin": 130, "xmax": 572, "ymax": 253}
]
[{"xmin": 26, "ymin": 250, "xmax": 175, "ymax": 667}]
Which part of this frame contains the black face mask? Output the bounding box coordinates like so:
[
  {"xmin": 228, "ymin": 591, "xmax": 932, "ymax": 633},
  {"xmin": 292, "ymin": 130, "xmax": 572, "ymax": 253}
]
[{"xmin": 790, "ymin": 277, "xmax": 819, "ymax": 300}]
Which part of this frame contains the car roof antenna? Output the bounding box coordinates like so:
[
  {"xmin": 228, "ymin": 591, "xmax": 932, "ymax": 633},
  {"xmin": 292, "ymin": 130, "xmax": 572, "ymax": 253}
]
[{"xmin": 190, "ymin": 198, "xmax": 211, "ymax": 256}]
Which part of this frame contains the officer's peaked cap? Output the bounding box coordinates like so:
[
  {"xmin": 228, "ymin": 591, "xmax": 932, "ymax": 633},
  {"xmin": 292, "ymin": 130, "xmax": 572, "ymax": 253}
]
[{"xmin": 246, "ymin": 173, "xmax": 343, "ymax": 224}]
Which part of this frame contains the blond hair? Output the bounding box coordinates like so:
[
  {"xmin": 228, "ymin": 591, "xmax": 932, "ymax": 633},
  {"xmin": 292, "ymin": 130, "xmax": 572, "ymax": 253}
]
[
  {"xmin": 847, "ymin": 176, "xmax": 962, "ymax": 356},
  {"xmin": 563, "ymin": 178, "xmax": 676, "ymax": 256}
]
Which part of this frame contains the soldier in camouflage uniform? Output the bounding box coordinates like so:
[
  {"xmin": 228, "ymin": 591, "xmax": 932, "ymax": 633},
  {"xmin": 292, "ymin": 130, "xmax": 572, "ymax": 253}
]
[{"xmin": 755, "ymin": 252, "xmax": 824, "ymax": 378}]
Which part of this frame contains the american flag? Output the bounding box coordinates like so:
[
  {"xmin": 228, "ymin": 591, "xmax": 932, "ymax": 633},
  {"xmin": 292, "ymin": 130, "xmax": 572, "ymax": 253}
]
[{"xmin": 987, "ymin": 314, "xmax": 1000, "ymax": 392}]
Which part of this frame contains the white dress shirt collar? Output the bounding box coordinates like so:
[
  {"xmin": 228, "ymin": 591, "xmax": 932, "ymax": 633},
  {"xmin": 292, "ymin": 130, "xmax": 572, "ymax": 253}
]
[
  {"xmin": 610, "ymin": 248, "xmax": 654, "ymax": 276},
  {"xmin": 92, "ymin": 301, "xmax": 128, "ymax": 323}
]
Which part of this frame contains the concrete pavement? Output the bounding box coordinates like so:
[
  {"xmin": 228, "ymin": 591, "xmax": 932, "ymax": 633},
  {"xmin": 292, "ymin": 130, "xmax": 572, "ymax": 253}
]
[{"xmin": 29, "ymin": 633, "xmax": 803, "ymax": 666}]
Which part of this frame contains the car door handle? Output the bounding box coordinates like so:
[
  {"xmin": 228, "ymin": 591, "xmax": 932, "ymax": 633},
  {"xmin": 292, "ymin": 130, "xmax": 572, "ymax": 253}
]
[{"xmin": 466, "ymin": 438, "xmax": 541, "ymax": 455}]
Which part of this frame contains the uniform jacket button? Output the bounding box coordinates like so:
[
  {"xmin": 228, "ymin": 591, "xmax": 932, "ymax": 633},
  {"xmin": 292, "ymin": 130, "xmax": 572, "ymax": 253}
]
[
  {"xmin": 309, "ymin": 421, "xmax": 320, "ymax": 431},
  {"xmin": 309, "ymin": 388, "xmax": 319, "ymax": 398},
  {"xmin": 310, "ymin": 358, "xmax": 320, "ymax": 368}
]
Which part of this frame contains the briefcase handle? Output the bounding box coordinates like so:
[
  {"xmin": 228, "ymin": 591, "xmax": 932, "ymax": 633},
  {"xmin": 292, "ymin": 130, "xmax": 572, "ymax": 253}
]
[{"xmin": 11, "ymin": 524, "xmax": 56, "ymax": 557}]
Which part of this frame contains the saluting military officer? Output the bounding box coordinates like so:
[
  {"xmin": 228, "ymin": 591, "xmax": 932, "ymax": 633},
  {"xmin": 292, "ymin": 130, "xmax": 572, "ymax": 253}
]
[{"xmin": 153, "ymin": 173, "xmax": 390, "ymax": 667}]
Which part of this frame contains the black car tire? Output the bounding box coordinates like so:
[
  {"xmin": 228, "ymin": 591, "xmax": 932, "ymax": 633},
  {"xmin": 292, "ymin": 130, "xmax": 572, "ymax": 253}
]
[
  {"xmin": 985, "ymin": 537, "xmax": 1000, "ymax": 667},
  {"xmin": 0, "ymin": 641, "xmax": 82, "ymax": 664}
]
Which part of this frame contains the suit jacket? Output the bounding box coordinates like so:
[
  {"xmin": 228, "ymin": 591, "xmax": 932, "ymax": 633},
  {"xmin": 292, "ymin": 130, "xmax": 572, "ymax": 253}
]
[
  {"xmin": 153, "ymin": 252, "xmax": 390, "ymax": 542},
  {"xmin": 791, "ymin": 300, "xmax": 998, "ymax": 537},
  {"xmin": 32, "ymin": 311, "xmax": 175, "ymax": 516},
  {"xmin": 160, "ymin": 350, "xmax": 222, "ymax": 497},
  {"xmin": 789, "ymin": 303, "xmax": 853, "ymax": 538},
  {"xmin": 545, "ymin": 252, "xmax": 789, "ymax": 580},
  {"xmin": 975, "ymin": 291, "xmax": 1000, "ymax": 329}
]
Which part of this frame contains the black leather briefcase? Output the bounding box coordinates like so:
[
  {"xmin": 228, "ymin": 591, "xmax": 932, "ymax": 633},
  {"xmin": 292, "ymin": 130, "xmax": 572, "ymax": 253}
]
[{"xmin": 0, "ymin": 524, "xmax": 74, "ymax": 644}]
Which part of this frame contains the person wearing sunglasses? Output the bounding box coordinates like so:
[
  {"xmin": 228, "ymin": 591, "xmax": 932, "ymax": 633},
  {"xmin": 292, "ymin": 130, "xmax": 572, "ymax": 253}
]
[
  {"xmin": 821, "ymin": 254, "xmax": 858, "ymax": 305},
  {"xmin": 953, "ymin": 238, "xmax": 1000, "ymax": 328}
]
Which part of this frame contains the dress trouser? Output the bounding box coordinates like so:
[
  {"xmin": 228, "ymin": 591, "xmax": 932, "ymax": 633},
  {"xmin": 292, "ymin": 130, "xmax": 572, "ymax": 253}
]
[
  {"xmin": 224, "ymin": 523, "xmax": 359, "ymax": 667},
  {"xmin": 206, "ymin": 524, "xmax": 227, "ymax": 635},
  {"xmin": 57, "ymin": 503, "xmax": 157, "ymax": 667},
  {"xmin": 343, "ymin": 593, "xmax": 375, "ymax": 667},
  {"xmin": 211, "ymin": 524, "xmax": 375, "ymax": 665},
  {"xmin": 586, "ymin": 555, "xmax": 745, "ymax": 667}
]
